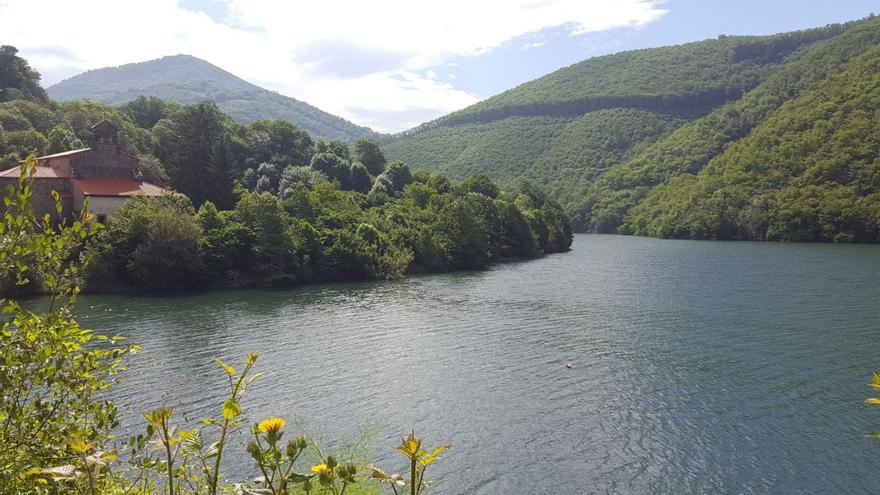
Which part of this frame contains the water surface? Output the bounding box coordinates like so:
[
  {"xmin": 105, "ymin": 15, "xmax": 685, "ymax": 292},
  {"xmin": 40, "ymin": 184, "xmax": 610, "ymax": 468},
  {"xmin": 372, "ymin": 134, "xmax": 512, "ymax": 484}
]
[{"xmin": 72, "ymin": 235, "xmax": 880, "ymax": 494}]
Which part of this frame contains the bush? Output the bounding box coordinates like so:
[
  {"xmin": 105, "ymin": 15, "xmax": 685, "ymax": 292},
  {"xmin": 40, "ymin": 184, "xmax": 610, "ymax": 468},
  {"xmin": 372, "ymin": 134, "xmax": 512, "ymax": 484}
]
[{"xmin": 0, "ymin": 160, "xmax": 135, "ymax": 492}]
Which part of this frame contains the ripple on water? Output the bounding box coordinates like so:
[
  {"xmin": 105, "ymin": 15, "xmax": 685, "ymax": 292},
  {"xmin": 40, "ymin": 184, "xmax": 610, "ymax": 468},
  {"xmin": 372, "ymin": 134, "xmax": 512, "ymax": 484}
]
[{"xmin": 71, "ymin": 235, "xmax": 880, "ymax": 494}]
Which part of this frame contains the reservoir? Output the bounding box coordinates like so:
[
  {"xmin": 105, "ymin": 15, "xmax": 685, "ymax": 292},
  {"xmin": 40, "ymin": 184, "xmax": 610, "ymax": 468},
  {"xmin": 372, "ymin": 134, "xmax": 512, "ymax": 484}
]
[{"xmin": 73, "ymin": 234, "xmax": 880, "ymax": 493}]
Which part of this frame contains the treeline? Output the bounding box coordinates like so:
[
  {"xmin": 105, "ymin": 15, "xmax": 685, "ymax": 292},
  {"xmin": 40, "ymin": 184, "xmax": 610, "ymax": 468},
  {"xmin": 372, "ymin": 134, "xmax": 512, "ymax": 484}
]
[
  {"xmin": 0, "ymin": 46, "xmax": 571, "ymax": 292},
  {"xmin": 84, "ymin": 172, "xmax": 572, "ymax": 291},
  {"xmin": 400, "ymin": 90, "xmax": 735, "ymax": 134},
  {"xmin": 384, "ymin": 109, "xmax": 685, "ymax": 210},
  {"xmin": 402, "ymin": 21, "xmax": 848, "ymax": 135}
]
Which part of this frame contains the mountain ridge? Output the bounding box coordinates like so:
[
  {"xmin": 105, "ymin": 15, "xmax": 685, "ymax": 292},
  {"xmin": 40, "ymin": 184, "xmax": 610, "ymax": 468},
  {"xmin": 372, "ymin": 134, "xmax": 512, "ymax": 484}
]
[
  {"xmin": 383, "ymin": 17, "xmax": 880, "ymax": 241},
  {"xmin": 47, "ymin": 54, "xmax": 382, "ymax": 143}
]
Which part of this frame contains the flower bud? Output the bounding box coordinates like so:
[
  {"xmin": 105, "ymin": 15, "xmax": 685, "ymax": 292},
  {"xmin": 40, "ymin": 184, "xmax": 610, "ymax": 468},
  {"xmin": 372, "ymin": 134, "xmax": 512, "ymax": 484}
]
[
  {"xmin": 295, "ymin": 435, "xmax": 308, "ymax": 451},
  {"xmin": 341, "ymin": 463, "xmax": 357, "ymax": 482},
  {"xmin": 286, "ymin": 439, "xmax": 300, "ymax": 458},
  {"xmin": 326, "ymin": 455, "xmax": 338, "ymax": 469},
  {"xmin": 246, "ymin": 441, "xmax": 261, "ymax": 460}
]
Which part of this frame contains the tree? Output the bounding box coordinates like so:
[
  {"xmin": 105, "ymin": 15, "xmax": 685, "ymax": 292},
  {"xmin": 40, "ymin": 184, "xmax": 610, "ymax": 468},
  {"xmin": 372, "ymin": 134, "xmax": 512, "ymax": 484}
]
[
  {"xmin": 0, "ymin": 45, "xmax": 50, "ymax": 103},
  {"xmin": 242, "ymin": 168, "xmax": 257, "ymax": 189},
  {"xmin": 256, "ymin": 162, "xmax": 280, "ymax": 191},
  {"xmin": 315, "ymin": 139, "xmax": 351, "ymax": 161},
  {"xmin": 427, "ymin": 174, "xmax": 452, "ymax": 194},
  {"xmin": 129, "ymin": 205, "xmax": 205, "ymax": 289},
  {"xmin": 278, "ymin": 166, "xmax": 327, "ymax": 197},
  {"xmin": 153, "ymin": 101, "xmax": 237, "ymax": 208},
  {"xmin": 246, "ymin": 120, "xmax": 313, "ymax": 168},
  {"xmin": 353, "ymin": 139, "xmax": 387, "ymax": 176},
  {"xmin": 349, "ymin": 162, "xmax": 372, "ymax": 193},
  {"xmin": 86, "ymin": 194, "xmax": 205, "ymax": 291},
  {"xmin": 0, "ymin": 106, "xmax": 32, "ymax": 131},
  {"xmin": 374, "ymin": 160, "xmax": 413, "ymax": 196},
  {"xmin": 404, "ymin": 182, "xmax": 435, "ymax": 208},
  {"xmin": 197, "ymin": 201, "xmax": 256, "ymax": 282},
  {"xmin": 431, "ymin": 197, "xmax": 490, "ymax": 270},
  {"xmin": 5, "ymin": 128, "xmax": 48, "ymax": 157},
  {"xmin": 234, "ymin": 192, "xmax": 298, "ymax": 284},
  {"xmin": 369, "ymin": 174, "xmax": 394, "ymax": 196},
  {"xmin": 46, "ymin": 124, "xmax": 84, "ymax": 153},
  {"xmin": 137, "ymin": 153, "xmax": 170, "ymax": 187},
  {"xmin": 463, "ymin": 173, "xmax": 499, "ymax": 198},
  {"xmin": 310, "ymin": 152, "xmax": 350, "ymax": 189},
  {"xmin": 497, "ymin": 201, "xmax": 540, "ymax": 258},
  {"xmin": 123, "ymin": 95, "xmax": 172, "ymax": 129},
  {"xmin": 256, "ymin": 175, "xmax": 273, "ymax": 192}
]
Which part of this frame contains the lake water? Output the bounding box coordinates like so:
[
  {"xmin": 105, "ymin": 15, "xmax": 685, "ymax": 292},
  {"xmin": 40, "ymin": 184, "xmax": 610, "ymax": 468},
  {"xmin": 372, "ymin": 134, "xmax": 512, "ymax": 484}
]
[{"xmin": 69, "ymin": 234, "xmax": 880, "ymax": 494}]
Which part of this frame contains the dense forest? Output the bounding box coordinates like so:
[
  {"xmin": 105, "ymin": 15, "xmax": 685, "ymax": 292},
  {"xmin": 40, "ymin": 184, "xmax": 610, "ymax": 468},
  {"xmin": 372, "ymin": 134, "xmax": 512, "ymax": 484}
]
[
  {"xmin": 46, "ymin": 54, "xmax": 382, "ymax": 142},
  {"xmin": 0, "ymin": 46, "xmax": 572, "ymax": 293},
  {"xmin": 384, "ymin": 16, "xmax": 880, "ymax": 242}
]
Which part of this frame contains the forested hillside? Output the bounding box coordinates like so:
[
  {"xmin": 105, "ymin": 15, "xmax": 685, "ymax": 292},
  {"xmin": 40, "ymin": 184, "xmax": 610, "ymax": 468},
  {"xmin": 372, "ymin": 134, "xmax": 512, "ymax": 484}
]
[
  {"xmin": 384, "ymin": 17, "xmax": 880, "ymax": 241},
  {"xmin": 46, "ymin": 55, "xmax": 381, "ymax": 142},
  {"xmin": 1, "ymin": 46, "xmax": 571, "ymax": 293}
]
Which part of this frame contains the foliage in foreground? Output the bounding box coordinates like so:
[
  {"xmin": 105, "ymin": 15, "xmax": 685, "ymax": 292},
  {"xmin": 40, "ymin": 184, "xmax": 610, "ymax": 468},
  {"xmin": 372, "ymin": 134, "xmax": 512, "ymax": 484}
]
[
  {"xmin": 0, "ymin": 159, "xmax": 135, "ymax": 492},
  {"xmin": 1, "ymin": 160, "xmax": 450, "ymax": 495}
]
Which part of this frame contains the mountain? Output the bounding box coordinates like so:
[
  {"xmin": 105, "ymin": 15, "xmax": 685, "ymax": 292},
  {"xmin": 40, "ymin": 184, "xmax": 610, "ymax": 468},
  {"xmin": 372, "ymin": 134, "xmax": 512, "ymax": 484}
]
[
  {"xmin": 46, "ymin": 54, "xmax": 381, "ymax": 143},
  {"xmin": 384, "ymin": 17, "xmax": 880, "ymax": 241}
]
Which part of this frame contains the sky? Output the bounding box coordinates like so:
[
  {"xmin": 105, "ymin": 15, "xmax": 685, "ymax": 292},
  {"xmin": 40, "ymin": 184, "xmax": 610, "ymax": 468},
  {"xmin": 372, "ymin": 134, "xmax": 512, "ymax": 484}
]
[{"xmin": 0, "ymin": 0, "xmax": 877, "ymax": 133}]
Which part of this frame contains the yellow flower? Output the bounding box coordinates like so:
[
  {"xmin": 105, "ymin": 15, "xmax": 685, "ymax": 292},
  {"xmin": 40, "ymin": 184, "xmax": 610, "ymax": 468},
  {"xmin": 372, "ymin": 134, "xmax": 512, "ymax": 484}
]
[
  {"xmin": 311, "ymin": 463, "xmax": 332, "ymax": 475},
  {"xmin": 258, "ymin": 417, "xmax": 286, "ymax": 434},
  {"xmin": 67, "ymin": 437, "xmax": 91, "ymax": 454}
]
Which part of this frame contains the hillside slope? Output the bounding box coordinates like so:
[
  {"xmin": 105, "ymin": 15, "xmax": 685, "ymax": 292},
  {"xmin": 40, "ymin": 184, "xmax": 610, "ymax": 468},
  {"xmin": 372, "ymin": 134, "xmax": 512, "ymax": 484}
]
[
  {"xmin": 383, "ymin": 19, "xmax": 880, "ymax": 242},
  {"xmin": 47, "ymin": 55, "xmax": 381, "ymax": 142},
  {"xmin": 622, "ymin": 42, "xmax": 880, "ymax": 242},
  {"xmin": 575, "ymin": 16, "xmax": 880, "ymax": 235}
]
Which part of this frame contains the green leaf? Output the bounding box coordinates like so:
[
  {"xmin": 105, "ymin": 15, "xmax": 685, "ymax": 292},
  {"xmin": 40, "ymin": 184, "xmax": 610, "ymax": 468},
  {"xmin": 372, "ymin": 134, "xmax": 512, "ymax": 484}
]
[
  {"xmin": 222, "ymin": 398, "xmax": 241, "ymax": 420},
  {"xmin": 288, "ymin": 472, "xmax": 316, "ymax": 483},
  {"xmin": 418, "ymin": 445, "xmax": 450, "ymax": 467},
  {"xmin": 216, "ymin": 358, "xmax": 236, "ymax": 375}
]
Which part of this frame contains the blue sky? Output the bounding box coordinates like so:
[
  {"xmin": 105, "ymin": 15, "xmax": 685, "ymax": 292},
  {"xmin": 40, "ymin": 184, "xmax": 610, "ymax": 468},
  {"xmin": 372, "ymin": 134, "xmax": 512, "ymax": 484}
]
[
  {"xmin": 437, "ymin": 0, "xmax": 880, "ymax": 99},
  {"xmin": 1, "ymin": 0, "xmax": 876, "ymax": 132}
]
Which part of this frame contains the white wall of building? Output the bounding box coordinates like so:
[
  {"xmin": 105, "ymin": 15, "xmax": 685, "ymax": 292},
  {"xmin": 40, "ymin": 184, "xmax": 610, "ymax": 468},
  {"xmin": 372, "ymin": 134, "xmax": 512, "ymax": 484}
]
[{"xmin": 84, "ymin": 196, "xmax": 129, "ymax": 223}]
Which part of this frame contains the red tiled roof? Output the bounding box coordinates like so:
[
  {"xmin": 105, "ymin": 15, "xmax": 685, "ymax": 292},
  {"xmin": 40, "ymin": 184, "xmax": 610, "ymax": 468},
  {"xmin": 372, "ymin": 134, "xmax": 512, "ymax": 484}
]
[
  {"xmin": 72, "ymin": 179, "xmax": 168, "ymax": 197},
  {"xmin": 37, "ymin": 148, "xmax": 91, "ymax": 160},
  {"xmin": 0, "ymin": 165, "xmax": 68, "ymax": 178}
]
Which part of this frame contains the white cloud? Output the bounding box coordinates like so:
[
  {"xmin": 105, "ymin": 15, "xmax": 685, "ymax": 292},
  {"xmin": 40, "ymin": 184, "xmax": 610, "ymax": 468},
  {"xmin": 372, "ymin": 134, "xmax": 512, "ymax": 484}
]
[
  {"xmin": 523, "ymin": 41, "xmax": 547, "ymax": 50},
  {"xmin": 0, "ymin": 0, "xmax": 668, "ymax": 132}
]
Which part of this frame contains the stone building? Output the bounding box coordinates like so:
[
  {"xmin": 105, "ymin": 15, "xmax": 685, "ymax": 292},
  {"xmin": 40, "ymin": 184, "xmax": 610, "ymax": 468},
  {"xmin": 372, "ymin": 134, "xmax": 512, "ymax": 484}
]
[{"xmin": 0, "ymin": 120, "xmax": 167, "ymax": 223}]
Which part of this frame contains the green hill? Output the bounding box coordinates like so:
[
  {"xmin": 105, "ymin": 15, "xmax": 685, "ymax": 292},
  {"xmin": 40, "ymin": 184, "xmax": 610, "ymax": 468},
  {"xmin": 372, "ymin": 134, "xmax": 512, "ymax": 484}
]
[
  {"xmin": 46, "ymin": 55, "xmax": 382, "ymax": 143},
  {"xmin": 384, "ymin": 17, "xmax": 880, "ymax": 241}
]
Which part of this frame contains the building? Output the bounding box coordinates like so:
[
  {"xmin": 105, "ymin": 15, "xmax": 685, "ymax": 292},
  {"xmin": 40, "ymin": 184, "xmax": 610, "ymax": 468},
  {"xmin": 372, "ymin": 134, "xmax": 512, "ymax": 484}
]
[{"xmin": 0, "ymin": 120, "xmax": 168, "ymax": 223}]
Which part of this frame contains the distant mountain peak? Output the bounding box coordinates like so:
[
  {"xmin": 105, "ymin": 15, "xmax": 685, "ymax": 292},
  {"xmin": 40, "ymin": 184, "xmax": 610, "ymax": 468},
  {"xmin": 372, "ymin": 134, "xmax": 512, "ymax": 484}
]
[{"xmin": 47, "ymin": 55, "xmax": 382, "ymax": 143}]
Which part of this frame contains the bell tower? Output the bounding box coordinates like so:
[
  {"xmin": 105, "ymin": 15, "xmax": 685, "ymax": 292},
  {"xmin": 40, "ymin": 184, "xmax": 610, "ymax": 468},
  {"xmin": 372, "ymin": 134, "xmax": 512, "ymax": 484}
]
[
  {"xmin": 88, "ymin": 120, "xmax": 119, "ymax": 153},
  {"xmin": 69, "ymin": 120, "xmax": 139, "ymax": 179}
]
